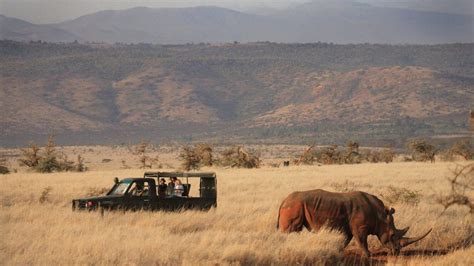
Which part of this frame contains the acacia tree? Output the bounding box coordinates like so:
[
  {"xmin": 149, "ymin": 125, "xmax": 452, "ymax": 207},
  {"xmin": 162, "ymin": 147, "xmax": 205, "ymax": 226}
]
[
  {"xmin": 35, "ymin": 136, "xmax": 61, "ymax": 173},
  {"xmin": 133, "ymin": 140, "xmax": 159, "ymax": 169},
  {"xmin": 220, "ymin": 146, "xmax": 260, "ymax": 168},
  {"xmin": 18, "ymin": 136, "xmax": 86, "ymax": 173},
  {"xmin": 18, "ymin": 142, "xmax": 41, "ymax": 168},
  {"xmin": 179, "ymin": 143, "xmax": 214, "ymax": 171},
  {"xmin": 437, "ymin": 164, "xmax": 474, "ymax": 214}
]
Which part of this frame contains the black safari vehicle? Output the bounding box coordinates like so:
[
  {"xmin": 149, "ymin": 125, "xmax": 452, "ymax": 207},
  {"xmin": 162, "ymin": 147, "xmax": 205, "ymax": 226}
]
[{"xmin": 72, "ymin": 172, "xmax": 217, "ymax": 211}]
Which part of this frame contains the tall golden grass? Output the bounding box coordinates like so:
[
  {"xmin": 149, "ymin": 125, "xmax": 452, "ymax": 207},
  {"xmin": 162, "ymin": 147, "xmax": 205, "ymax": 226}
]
[{"xmin": 1, "ymin": 159, "xmax": 473, "ymax": 265}]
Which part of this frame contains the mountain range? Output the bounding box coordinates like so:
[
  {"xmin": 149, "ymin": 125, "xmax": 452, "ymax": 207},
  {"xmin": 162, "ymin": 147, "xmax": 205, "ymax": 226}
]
[
  {"xmin": 1, "ymin": 1, "xmax": 473, "ymax": 44},
  {"xmin": 1, "ymin": 41, "xmax": 473, "ymax": 147}
]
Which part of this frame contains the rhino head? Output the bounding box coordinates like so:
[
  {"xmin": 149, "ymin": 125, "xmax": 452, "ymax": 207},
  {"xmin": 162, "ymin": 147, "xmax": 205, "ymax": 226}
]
[{"xmin": 378, "ymin": 207, "xmax": 432, "ymax": 255}]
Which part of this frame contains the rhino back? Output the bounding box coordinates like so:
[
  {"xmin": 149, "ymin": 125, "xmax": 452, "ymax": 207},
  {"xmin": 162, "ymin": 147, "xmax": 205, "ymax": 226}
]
[{"xmin": 294, "ymin": 190, "xmax": 385, "ymax": 227}]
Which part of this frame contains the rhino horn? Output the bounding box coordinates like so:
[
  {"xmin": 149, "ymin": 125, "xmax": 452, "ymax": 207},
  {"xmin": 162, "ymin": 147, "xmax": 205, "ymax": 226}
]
[{"xmin": 400, "ymin": 228, "xmax": 432, "ymax": 248}]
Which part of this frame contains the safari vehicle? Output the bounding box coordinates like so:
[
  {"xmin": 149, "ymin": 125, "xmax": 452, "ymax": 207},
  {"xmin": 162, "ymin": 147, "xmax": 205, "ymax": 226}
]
[{"xmin": 72, "ymin": 172, "xmax": 217, "ymax": 212}]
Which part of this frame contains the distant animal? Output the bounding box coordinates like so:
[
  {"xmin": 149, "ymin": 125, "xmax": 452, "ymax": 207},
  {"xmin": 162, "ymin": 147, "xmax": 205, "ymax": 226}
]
[
  {"xmin": 283, "ymin": 161, "xmax": 290, "ymax": 167},
  {"xmin": 277, "ymin": 189, "xmax": 431, "ymax": 256}
]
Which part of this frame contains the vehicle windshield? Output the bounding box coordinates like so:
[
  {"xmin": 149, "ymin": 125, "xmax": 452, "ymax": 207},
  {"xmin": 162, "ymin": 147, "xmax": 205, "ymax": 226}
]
[{"xmin": 109, "ymin": 180, "xmax": 132, "ymax": 195}]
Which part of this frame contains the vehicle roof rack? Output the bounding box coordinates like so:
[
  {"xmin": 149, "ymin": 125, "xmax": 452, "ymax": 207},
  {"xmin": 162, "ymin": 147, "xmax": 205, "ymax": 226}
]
[{"xmin": 143, "ymin": 172, "xmax": 216, "ymax": 178}]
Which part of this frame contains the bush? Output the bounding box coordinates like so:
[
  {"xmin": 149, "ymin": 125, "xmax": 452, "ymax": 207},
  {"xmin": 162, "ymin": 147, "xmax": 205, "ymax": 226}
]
[
  {"xmin": 180, "ymin": 145, "xmax": 201, "ymax": 171},
  {"xmin": 133, "ymin": 140, "xmax": 159, "ymax": 169},
  {"xmin": 219, "ymin": 146, "xmax": 261, "ymax": 168},
  {"xmin": 18, "ymin": 142, "xmax": 41, "ymax": 168},
  {"xmin": 315, "ymin": 145, "xmax": 343, "ymax": 164},
  {"xmin": 0, "ymin": 158, "xmax": 9, "ymax": 174},
  {"xmin": 18, "ymin": 136, "xmax": 87, "ymax": 173},
  {"xmin": 195, "ymin": 144, "xmax": 213, "ymax": 167},
  {"xmin": 449, "ymin": 140, "xmax": 474, "ymax": 160},
  {"xmin": 75, "ymin": 155, "xmax": 88, "ymax": 172},
  {"xmin": 330, "ymin": 180, "xmax": 372, "ymax": 192},
  {"xmin": 0, "ymin": 165, "xmax": 10, "ymax": 174},
  {"xmin": 362, "ymin": 148, "xmax": 395, "ymax": 163},
  {"xmin": 39, "ymin": 186, "xmax": 52, "ymax": 203},
  {"xmin": 342, "ymin": 140, "xmax": 362, "ymax": 164},
  {"xmin": 406, "ymin": 138, "xmax": 438, "ymax": 162},
  {"xmin": 293, "ymin": 145, "xmax": 316, "ymax": 165},
  {"xmin": 380, "ymin": 186, "xmax": 422, "ymax": 206},
  {"xmin": 436, "ymin": 163, "xmax": 473, "ymax": 214}
]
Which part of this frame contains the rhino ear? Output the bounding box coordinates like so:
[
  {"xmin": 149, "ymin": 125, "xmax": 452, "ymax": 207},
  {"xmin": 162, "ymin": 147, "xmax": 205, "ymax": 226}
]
[{"xmin": 388, "ymin": 208, "xmax": 395, "ymax": 215}]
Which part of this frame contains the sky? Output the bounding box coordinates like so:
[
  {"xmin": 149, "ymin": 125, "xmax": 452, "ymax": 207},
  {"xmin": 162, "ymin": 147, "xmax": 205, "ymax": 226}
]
[{"xmin": 1, "ymin": 0, "xmax": 472, "ymax": 24}]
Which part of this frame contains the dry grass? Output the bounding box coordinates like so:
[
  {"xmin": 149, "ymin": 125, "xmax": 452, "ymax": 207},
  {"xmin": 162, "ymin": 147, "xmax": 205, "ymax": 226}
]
[{"xmin": 1, "ymin": 148, "xmax": 473, "ymax": 265}]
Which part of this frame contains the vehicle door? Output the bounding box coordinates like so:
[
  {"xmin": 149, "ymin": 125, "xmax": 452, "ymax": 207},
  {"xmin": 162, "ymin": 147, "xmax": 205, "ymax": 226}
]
[{"xmin": 124, "ymin": 180, "xmax": 154, "ymax": 210}]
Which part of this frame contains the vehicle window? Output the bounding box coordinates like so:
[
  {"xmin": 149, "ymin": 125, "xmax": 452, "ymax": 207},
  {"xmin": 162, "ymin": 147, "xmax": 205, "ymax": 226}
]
[
  {"xmin": 127, "ymin": 181, "xmax": 151, "ymax": 196},
  {"xmin": 109, "ymin": 181, "xmax": 130, "ymax": 195}
]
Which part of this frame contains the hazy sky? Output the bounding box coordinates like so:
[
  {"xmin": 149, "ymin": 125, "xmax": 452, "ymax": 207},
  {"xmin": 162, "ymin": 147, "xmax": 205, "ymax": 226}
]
[{"xmin": 1, "ymin": 0, "xmax": 472, "ymax": 24}]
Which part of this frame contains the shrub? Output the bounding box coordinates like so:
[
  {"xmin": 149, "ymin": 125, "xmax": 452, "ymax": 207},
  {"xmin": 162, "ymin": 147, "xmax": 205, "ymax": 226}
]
[
  {"xmin": 330, "ymin": 180, "xmax": 372, "ymax": 192},
  {"xmin": 406, "ymin": 138, "xmax": 438, "ymax": 162},
  {"xmin": 179, "ymin": 143, "xmax": 215, "ymax": 171},
  {"xmin": 75, "ymin": 155, "xmax": 88, "ymax": 172},
  {"xmin": 19, "ymin": 136, "xmax": 87, "ymax": 173},
  {"xmin": 133, "ymin": 140, "xmax": 159, "ymax": 169},
  {"xmin": 380, "ymin": 148, "xmax": 396, "ymax": 163},
  {"xmin": 179, "ymin": 145, "xmax": 202, "ymax": 171},
  {"xmin": 342, "ymin": 140, "xmax": 362, "ymax": 164},
  {"xmin": 39, "ymin": 186, "xmax": 52, "ymax": 203},
  {"xmin": 436, "ymin": 163, "xmax": 473, "ymax": 214},
  {"xmin": 362, "ymin": 148, "xmax": 395, "ymax": 163},
  {"xmin": 380, "ymin": 186, "xmax": 422, "ymax": 206},
  {"xmin": 449, "ymin": 140, "xmax": 474, "ymax": 160},
  {"xmin": 195, "ymin": 143, "xmax": 213, "ymax": 167},
  {"xmin": 0, "ymin": 158, "xmax": 9, "ymax": 174},
  {"xmin": 0, "ymin": 165, "xmax": 10, "ymax": 174},
  {"xmin": 219, "ymin": 146, "xmax": 260, "ymax": 168},
  {"xmin": 35, "ymin": 137, "xmax": 61, "ymax": 173},
  {"xmin": 296, "ymin": 141, "xmax": 395, "ymax": 165},
  {"xmin": 18, "ymin": 141, "xmax": 41, "ymax": 168},
  {"xmin": 294, "ymin": 145, "xmax": 316, "ymax": 165},
  {"xmin": 121, "ymin": 160, "xmax": 131, "ymax": 169}
]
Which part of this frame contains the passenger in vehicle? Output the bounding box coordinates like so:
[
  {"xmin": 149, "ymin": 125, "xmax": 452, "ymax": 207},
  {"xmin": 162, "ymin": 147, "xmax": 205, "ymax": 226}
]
[
  {"xmin": 174, "ymin": 179, "xmax": 184, "ymax": 197},
  {"xmin": 129, "ymin": 182, "xmax": 148, "ymax": 196},
  {"xmin": 158, "ymin": 178, "xmax": 167, "ymax": 198},
  {"xmin": 167, "ymin": 177, "xmax": 176, "ymax": 196}
]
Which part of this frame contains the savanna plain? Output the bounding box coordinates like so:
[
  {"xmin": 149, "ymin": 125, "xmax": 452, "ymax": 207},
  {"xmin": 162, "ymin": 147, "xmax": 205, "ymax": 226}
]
[{"xmin": 1, "ymin": 146, "xmax": 473, "ymax": 265}]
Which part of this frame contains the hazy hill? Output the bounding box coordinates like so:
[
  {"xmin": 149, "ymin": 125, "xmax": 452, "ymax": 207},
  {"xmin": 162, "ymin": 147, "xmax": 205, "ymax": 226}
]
[
  {"xmin": 52, "ymin": 6, "xmax": 283, "ymax": 44},
  {"xmin": 271, "ymin": 1, "xmax": 473, "ymax": 44},
  {"xmin": 1, "ymin": 41, "xmax": 473, "ymax": 146},
  {"xmin": 0, "ymin": 15, "xmax": 81, "ymax": 42},
  {"xmin": 1, "ymin": 2, "xmax": 473, "ymax": 44}
]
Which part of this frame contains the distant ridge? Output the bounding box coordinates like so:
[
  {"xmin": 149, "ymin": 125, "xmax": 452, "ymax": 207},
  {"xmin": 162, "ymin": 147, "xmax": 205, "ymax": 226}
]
[
  {"xmin": 0, "ymin": 15, "xmax": 81, "ymax": 42},
  {"xmin": 1, "ymin": 2, "xmax": 473, "ymax": 44}
]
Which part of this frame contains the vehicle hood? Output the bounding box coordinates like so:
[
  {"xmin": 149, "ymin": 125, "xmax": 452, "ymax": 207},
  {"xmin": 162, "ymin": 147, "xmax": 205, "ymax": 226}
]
[{"xmin": 73, "ymin": 195, "xmax": 122, "ymax": 201}]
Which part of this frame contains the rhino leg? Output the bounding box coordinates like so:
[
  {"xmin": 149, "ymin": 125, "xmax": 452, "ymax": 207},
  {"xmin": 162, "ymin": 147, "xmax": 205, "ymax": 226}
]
[
  {"xmin": 278, "ymin": 201, "xmax": 305, "ymax": 232},
  {"xmin": 353, "ymin": 232, "xmax": 370, "ymax": 257}
]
